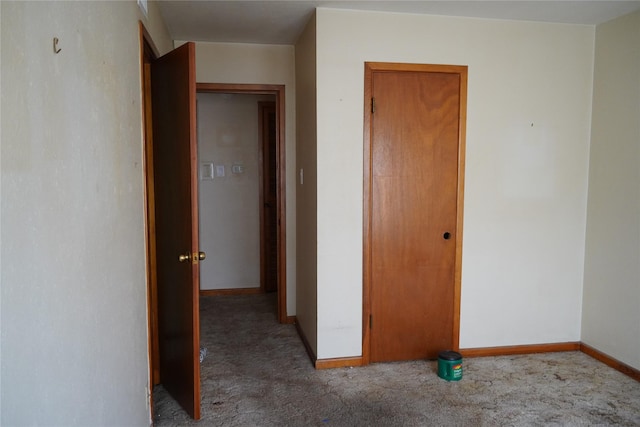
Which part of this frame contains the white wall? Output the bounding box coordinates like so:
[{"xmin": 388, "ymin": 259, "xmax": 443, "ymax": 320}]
[
  {"xmin": 187, "ymin": 41, "xmax": 297, "ymax": 314},
  {"xmin": 295, "ymin": 13, "xmax": 319, "ymax": 356},
  {"xmin": 582, "ymin": 11, "xmax": 640, "ymax": 370},
  {"xmin": 0, "ymin": 1, "xmax": 172, "ymax": 425},
  {"xmin": 314, "ymin": 9, "xmax": 594, "ymax": 359},
  {"xmin": 197, "ymin": 93, "xmax": 273, "ymax": 290}
]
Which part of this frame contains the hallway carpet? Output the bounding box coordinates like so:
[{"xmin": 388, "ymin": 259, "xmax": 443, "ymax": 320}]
[{"xmin": 153, "ymin": 294, "xmax": 640, "ymax": 426}]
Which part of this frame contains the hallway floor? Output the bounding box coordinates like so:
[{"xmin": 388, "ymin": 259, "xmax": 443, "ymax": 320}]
[{"xmin": 153, "ymin": 294, "xmax": 640, "ymax": 426}]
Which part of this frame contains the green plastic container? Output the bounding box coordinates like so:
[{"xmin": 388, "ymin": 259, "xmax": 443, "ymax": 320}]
[{"xmin": 437, "ymin": 350, "xmax": 463, "ymax": 381}]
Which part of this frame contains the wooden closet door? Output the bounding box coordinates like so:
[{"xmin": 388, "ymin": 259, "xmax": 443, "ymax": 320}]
[{"xmin": 367, "ymin": 64, "xmax": 466, "ymax": 362}]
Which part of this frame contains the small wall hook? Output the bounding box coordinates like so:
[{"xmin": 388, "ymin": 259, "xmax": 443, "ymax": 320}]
[{"xmin": 53, "ymin": 37, "xmax": 61, "ymax": 54}]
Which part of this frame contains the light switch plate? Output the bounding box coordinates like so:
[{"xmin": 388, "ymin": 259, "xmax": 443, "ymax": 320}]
[{"xmin": 200, "ymin": 162, "xmax": 214, "ymax": 180}]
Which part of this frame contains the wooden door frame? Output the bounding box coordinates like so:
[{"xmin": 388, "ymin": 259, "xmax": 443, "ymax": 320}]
[
  {"xmin": 139, "ymin": 22, "xmax": 160, "ymax": 395},
  {"xmin": 258, "ymin": 101, "xmax": 277, "ymax": 294},
  {"xmin": 196, "ymin": 83, "xmax": 288, "ymax": 324},
  {"xmin": 362, "ymin": 62, "xmax": 467, "ymax": 365}
]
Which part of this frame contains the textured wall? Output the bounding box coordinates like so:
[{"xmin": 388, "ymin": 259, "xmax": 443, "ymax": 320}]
[
  {"xmin": 1, "ymin": 1, "xmax": 171, "ymax": 424},
  {"xmin": 582, "ymin": 10, "xmax": 640, "ymax": 370},
  {"xmin": 295, "ymin": 13, "xmax": 319, "ymax": 357},
  {"xmin": 314, "ymin": 8, "xmax": 595, "ymax": 358},
  {"xmin": 197, "ymin": 93, "xmax": 273, "ymax": 290}
]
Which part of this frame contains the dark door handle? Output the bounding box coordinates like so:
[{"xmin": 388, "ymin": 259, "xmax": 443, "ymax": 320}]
[{"xmin": 443, "ymin": 232, "xmax": 451, "ymax": 240}]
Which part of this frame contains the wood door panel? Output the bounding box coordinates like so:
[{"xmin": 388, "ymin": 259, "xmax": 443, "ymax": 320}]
[
  {"xmin": 372, "ymin": 73, "xmax": 460, "ymax": 179},
  {"xmin": 372, "ymin": 177, "xmax": 456, "ymax": 269},
  {"xmin": 368, "ymin": 65, "xmax": 465, "ymax": 363},
  {"xmin": 371, "ymin": 267, "xmax": 454, "ymax": 361},
  {"xmin": 151, "ymin": 42, "xmax": 201, "ymax": 419}
]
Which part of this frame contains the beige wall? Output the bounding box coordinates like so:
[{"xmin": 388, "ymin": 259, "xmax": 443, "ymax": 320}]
[
  {"xmin": 1, "ymin": 0, "xmax": 171, "ymax": 425},
  {"xmin": 295, "ymin": 13, "xmax": 319, "ymax": 357},
  {"xmin": 314, "ymin": 9, "xmax": 595, "ymax": 359},
  {"xmin": 188, "ymin": 41, "xmax": 297, "ymax": 314},
  {"xmin": 582, "ymin": 10, "xmax": 640, "ymax": 370},
  {"xmin": 197, "ymin": 93, "xmax": 274, "ymax": 290},
  {"xmin": 142, "ymin": 0, "xmax": 174, "ymax": 54}
]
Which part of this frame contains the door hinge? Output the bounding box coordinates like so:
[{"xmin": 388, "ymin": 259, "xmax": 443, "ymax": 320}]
[{"xmin": 371, "ymin": 97, "xmax": 376, "ymax": 114}]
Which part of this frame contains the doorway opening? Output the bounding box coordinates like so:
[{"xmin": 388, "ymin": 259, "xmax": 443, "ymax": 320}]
[
  {"xmin": 140, "ymin": 24, "xmax": 288, "ymax": 419},
  {"xmin": 196, "ymin": 83, "xmax": 288, "ymax": 324}
]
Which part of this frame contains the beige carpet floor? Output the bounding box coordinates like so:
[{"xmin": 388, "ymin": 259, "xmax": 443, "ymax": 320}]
[{"xmin": 153, "ymin": 294, "xmax": 640, "ymax": 426}]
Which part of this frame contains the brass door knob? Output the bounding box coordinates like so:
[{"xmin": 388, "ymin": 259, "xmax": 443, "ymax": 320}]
[
  {"xmin": 178, "ymin": 252, "xmax": 191, "ymax": 263},
  {"xmin": 198, "ymin": 251, "xmax": 206, "ymax": 261}
]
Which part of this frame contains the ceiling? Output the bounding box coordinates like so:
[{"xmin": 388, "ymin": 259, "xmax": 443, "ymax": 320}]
[{"xmin": 156, "ymin": 1, "xmax": 640, "ymax": 45}]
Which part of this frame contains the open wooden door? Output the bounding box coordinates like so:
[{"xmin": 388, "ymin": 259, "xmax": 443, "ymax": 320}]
[{"xmin": 151, "ymin": 42, "xmax": 201, "ymax": 419}]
